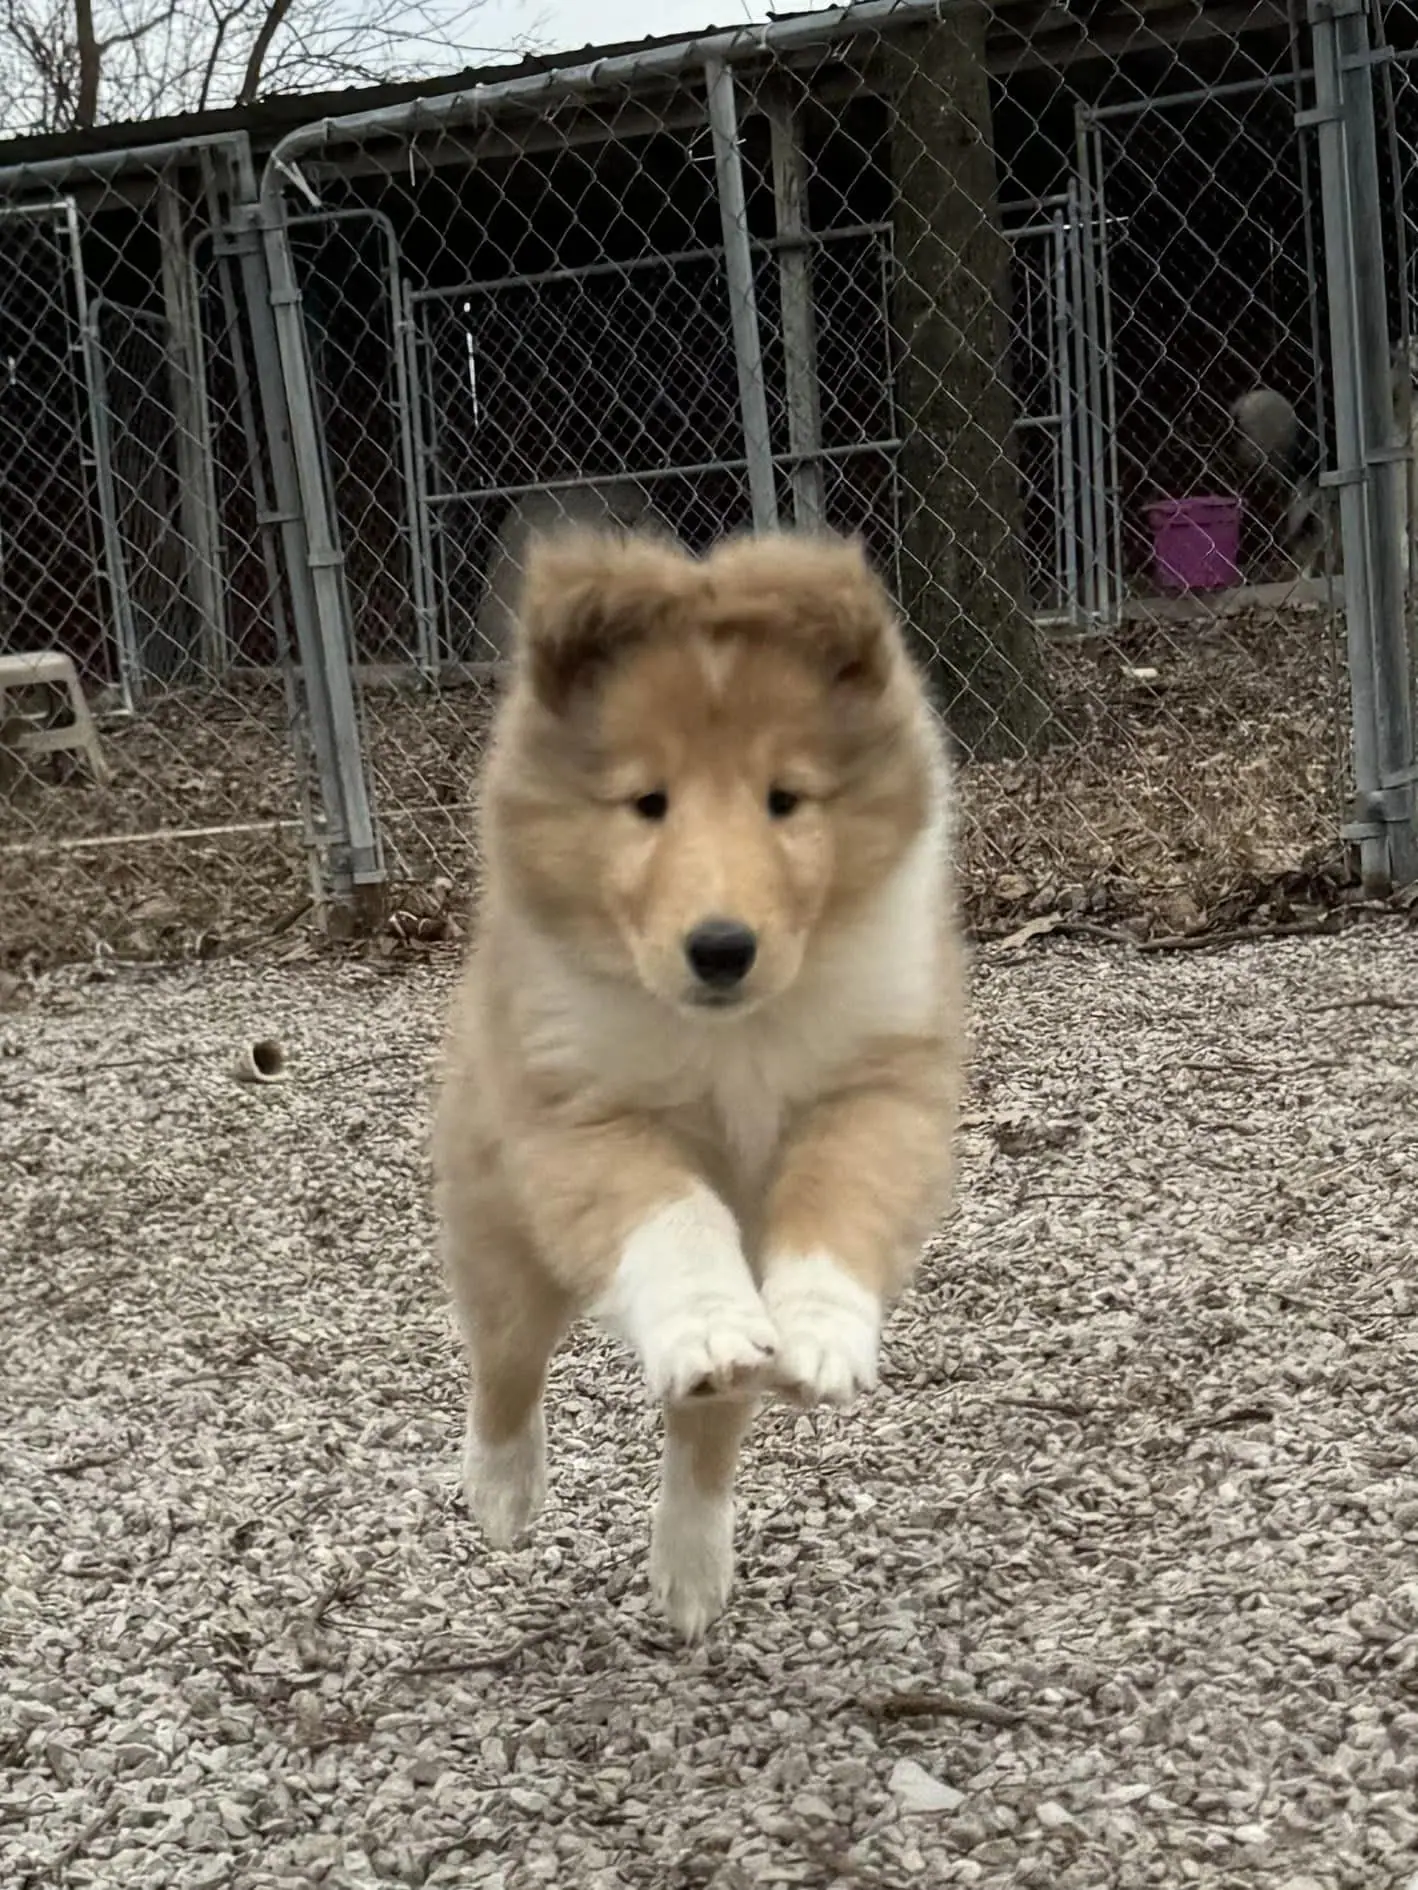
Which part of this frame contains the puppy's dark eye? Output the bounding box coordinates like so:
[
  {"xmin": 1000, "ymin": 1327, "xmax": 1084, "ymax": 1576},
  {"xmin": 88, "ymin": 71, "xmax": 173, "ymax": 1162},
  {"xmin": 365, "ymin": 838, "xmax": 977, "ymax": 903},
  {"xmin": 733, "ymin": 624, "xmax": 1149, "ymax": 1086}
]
[
  {"xmin": 633, "ymin": 790, "xmax": 669, "ymax": 822},
  {"xmin": 766, "ymin": 787, "xmax": 800, "ymax": 819}
]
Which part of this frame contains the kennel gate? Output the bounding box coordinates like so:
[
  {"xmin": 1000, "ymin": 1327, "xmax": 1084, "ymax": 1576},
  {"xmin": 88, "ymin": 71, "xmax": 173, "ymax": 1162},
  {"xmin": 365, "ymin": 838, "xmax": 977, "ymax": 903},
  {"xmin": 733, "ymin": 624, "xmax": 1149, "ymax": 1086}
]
[
  {"xmin": 403, "ymin": 203, "xmax": 1109, "ymax": 661},
  {"xmin": 1076, "ymin": 76, "xmax": 1329, "ymax": 604},
  {"xmin": 0, "ymin": 202, "xmax": 115, "ymax": 683},
  {"xmin": 1001, "ymin": 185, "xmax": 1115, "ymax": 629},
  {"xmin": 404, "ymin": 225, "xmax": 907, "ymax": 668}
]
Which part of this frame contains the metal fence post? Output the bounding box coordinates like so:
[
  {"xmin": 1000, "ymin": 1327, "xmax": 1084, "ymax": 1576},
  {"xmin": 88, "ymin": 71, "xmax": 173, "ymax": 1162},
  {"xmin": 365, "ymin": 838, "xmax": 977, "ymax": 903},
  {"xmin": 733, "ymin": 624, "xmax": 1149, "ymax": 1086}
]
[
  {"xmin": 1306, "ymin": 0, "xmax": 1418, "ymax": 889},
  {"xmin": 400, "ymin": 282, "xmax": 442, "ymax": 675},
  {"xmin": 223, "ymin": 204, "xmax": 350, "ymax": 894},
  {"xmin": 706, "ymin": 59, "xmax": 779, "ymax": 534},
  {"xmin": 80, "ymin": 296, "xmax": 144, "ymax": 711},
  {"xmin": 253, "ymin": 162, "xmax": 385, "ymax": 904},
  {"xmin": 213, "ymin": 135, "xmax": 382, "ymax": 912},
  {"xmin": 1340, "ymin": 0, "xmax": 1418, "ymax": 888}
]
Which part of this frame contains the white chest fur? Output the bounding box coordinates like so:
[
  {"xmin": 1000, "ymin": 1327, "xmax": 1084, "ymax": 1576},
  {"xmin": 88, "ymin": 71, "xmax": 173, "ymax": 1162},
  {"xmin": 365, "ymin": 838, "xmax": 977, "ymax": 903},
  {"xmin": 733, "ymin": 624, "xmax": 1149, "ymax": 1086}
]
[
  {"xmin": 517, "ymin": 806, "xmax": 947, "ymax": 1188},
  {"xmin": 704, "ymin": 1040, "xmax": 791, "ymax": 1187}
]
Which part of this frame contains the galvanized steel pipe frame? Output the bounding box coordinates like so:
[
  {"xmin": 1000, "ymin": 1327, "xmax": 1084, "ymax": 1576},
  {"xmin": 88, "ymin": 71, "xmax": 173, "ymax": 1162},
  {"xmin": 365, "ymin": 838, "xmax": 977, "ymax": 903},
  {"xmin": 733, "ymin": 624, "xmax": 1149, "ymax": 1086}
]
[
  {"xmin": 1305, "ymin": 0, "xmax": 1418, "ymax": 890},
  {"xmin": 0, "ymin": 128, "xmax": 381, "ymax": 906},
  {"xmin": 258, "ymin": 0, "xmax": 970, "ymax": 177},
  {"xmin": 244, "ymin": 2, "xmax": 979, "ymax": 890},
  {"xmin": 249, "ymin": 0, "xmax": 973, "ymax": 884}
]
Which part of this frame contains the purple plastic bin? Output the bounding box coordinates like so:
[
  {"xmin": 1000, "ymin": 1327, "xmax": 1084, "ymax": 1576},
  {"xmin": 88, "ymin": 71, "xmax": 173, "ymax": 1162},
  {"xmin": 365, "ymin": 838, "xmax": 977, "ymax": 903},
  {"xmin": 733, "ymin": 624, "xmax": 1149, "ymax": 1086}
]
[{"xmin": 1145, "ymin": 494, "xmax": 1242, "ymax": 594}]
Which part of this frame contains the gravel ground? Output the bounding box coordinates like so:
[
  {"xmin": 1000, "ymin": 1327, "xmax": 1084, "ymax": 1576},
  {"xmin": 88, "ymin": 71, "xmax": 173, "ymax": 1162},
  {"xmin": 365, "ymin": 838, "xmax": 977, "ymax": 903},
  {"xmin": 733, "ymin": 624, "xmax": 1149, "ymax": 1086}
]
[{"xmin": 4, "ymin": 928, "xmax": 1418, "ymax": 1888}]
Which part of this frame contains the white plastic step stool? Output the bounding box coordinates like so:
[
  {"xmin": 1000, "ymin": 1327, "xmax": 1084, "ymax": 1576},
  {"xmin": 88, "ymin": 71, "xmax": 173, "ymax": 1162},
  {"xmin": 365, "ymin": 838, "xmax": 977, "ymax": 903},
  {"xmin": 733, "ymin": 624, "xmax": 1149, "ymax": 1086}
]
[{"xmin": 0, "ymin": 650, "xmax": 110, "ymax": 785}]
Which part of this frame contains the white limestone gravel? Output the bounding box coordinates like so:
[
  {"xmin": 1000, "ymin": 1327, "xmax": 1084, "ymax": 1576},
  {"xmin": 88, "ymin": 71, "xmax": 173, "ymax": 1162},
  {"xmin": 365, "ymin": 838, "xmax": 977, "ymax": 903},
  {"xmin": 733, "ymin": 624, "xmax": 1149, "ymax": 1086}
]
[{"xmin": 4, "ymin": 926, "xmax": 1418, "ymax": 1888}]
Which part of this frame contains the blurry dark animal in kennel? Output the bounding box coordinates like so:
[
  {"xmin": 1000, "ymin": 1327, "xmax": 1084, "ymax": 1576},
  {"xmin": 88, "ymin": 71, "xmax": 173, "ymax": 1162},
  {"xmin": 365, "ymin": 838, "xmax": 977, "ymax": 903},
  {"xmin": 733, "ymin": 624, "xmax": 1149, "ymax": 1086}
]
[
  {"xmin": 1229, "ymin": 342, "xmax": 1418, "ymax": 584},
  {"xmin": 1229, "ymin": 383, "xmax": 1325, "ymax": 577}
]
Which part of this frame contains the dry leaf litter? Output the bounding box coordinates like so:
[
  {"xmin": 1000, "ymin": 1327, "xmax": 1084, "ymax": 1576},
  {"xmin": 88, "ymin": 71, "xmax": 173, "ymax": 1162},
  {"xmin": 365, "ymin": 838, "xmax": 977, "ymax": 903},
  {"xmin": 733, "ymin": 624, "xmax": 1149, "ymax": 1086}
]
[
  {"xmin": 4, "ymin": 928, "xmax": 1418, "ymax": 1889},
  {"xmin": 1, "ymin": 601, "xmax": 1345, "ymax": 967}
]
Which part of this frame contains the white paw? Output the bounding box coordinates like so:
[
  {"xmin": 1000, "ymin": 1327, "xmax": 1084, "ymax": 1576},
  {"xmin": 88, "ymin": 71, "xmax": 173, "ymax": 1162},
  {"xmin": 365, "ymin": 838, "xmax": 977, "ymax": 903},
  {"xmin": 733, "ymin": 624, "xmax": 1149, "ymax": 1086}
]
[
  {"xmin": 461, "ymin": 1408, "xmax": 546, "ymax": 1548},
  {"xmin": 596, "ymin": 1187, "xmax": 779, "ymax": 1402},
  {"xmin": 762, "ymin": 1253, "xmax": 881, "ymax": 1407},
  {"xmin": 642, "ymin": 1290, "xmax": 779, "ymax": 1403},
  {"xmin": 650, "ymin": 1491, "xmax": 734, "ymax": 1640}
]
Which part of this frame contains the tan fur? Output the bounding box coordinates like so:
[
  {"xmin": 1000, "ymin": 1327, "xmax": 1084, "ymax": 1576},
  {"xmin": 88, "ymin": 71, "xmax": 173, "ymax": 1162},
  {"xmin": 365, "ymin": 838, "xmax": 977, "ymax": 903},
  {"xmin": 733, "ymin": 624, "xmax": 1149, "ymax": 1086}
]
[{"xmin": 433, "ymin": 524, "xmax": 966, "ymax": 1636}]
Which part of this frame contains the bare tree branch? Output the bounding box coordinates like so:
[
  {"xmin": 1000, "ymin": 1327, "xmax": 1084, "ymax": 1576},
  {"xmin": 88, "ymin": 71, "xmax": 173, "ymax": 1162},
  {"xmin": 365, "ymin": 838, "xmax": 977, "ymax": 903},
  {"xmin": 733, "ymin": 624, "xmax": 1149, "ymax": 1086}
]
[
  {"xmin": 236, "ymin": 0, "xmax": 287, "ymax": 104},
  {"xmin": 0, "ymin": 0, "xmax": 547, "ymax": 135},
  {"xmin": 197, "ymin": 0, "xmax": 255, "ymax": 111}
]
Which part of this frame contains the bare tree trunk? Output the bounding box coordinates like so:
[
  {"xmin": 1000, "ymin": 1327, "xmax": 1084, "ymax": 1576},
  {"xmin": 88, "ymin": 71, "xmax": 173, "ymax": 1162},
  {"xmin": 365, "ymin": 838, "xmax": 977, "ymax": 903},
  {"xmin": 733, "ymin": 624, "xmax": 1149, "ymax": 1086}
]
[
  {"xmin": 239, "ymin": 0, "xmax": 293, "ymax": 104},
  {"xmin": 73, "ymin": 0, "xmax": 100, "ymax": 126},
  {"xmin": 887, "ymin": 5, "xmax": 1050, "ymax": 758}
]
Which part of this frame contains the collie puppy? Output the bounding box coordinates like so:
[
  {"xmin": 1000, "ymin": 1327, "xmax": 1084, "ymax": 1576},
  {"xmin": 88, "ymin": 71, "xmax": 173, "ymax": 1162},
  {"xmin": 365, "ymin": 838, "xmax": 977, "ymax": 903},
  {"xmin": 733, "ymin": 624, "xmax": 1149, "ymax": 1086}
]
[{"xmin": 433, "ymin": 526, "xmax": 965, "ymax": 1638}]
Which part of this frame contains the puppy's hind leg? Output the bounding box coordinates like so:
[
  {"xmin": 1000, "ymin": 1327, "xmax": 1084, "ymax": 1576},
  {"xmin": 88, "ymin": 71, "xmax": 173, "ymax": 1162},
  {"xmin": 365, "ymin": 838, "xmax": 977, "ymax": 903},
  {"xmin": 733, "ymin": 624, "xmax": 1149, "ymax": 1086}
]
[
  {"xmin": 650, "ymin": 1394, "xmax": 758, "ymax": 1641},
  {"xmin": 446, "ymin": 1231, "xmax": 573, "ymax": 1549}
]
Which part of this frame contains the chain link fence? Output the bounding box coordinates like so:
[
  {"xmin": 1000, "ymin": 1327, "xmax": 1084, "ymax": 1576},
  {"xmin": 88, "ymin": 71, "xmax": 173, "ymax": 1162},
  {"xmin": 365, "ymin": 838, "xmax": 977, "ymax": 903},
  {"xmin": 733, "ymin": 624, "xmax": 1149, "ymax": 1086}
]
[
  {"xmin": 0, "ymin": 147, "xmax": 321, "ymax": 967},
  {"xmin": 2, "ymin": 0, "xmax": 1415, "ymax": 970}
]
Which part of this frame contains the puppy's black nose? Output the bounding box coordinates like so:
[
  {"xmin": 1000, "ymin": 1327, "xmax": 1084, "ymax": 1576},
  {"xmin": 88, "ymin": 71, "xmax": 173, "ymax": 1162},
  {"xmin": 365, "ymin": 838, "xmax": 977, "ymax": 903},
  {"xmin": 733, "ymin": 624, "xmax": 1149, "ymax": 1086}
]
[{"xmin": 685, "ymin": 918, "xmax": 758, "ymax": 989}]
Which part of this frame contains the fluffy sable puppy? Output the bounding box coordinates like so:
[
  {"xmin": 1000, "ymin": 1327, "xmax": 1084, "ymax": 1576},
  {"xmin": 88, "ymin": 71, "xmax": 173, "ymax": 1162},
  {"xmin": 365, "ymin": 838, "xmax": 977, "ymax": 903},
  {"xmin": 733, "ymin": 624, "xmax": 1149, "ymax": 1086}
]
[{"xmin": 433, "ymin": 526, "xmax": 965, "ymax": 1638}]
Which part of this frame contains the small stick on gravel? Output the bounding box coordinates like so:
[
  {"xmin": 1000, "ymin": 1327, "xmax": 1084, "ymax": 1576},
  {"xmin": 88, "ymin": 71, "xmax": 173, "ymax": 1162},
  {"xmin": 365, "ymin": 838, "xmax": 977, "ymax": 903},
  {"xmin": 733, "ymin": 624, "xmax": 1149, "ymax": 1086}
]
[
  {"xmin": 995, "ymin": 1394, "xmax": 1091, "ymax": 1419},
  {"xmin": 304, "ymin": 1047, "xmax": 424, "ymax": 1083},
  {"xmin": 1136, "ymin": 917, "xmax": 1345, "ymax": 953},
  {"xmin": 1311, "ymin": 993, "xmax": 1418, "ymax": 1013},
  {"xmin": 222, "ymin": 898, "xmax": 315, "ymax": 951},
  {"xmin": 25, "ymin": 1796, "xmax": 120, "ymax": 1887},
  {"xmin": 1183, "ymin": 1403, "xmax": 1274, "ymax": 1431},
  {"xmin": 307, "ymin": 1570, "xmax": 367, "ymax": 1626},
  {"xmin": 1053, "ymin": 916, "xmax": 1345, "ymax": 954},
  {"xmin": 397, "ymin": 1621, "xmax": 560, "ymax": 1677},
  {"xmin": 50, "ymin": 1448, "xmax": 128, "ymax": 1475},
  {"xmin": 855, "ymin": 1690, "xmax": 1042, "ymax": 1730}
]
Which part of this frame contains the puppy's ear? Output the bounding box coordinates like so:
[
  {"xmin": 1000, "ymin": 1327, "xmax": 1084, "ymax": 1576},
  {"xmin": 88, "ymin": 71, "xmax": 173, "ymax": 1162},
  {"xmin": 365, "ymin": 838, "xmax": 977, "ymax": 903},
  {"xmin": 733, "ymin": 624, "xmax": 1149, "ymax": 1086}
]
[
  {"xmin": 705, "ymin": 530, "xmax": 901, "ymax": 695},
  {"xmin": 813, "ymin": 534, "xmax": 900, "ymax": 696},
  {"xmin": 515, "ymin": 528, "xmax": 692, "ymax": 715}
]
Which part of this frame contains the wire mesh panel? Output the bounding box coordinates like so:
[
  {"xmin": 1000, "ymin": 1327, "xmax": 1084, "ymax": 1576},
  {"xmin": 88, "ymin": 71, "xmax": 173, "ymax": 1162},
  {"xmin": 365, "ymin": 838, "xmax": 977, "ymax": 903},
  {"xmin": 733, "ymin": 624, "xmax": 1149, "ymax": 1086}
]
[
  {"xmin": 412, "ymin": 247, "xmax": 751, "ymax": 663},
  {"xmin": 1086, "ymin": 82, "xmax": 1329, "ymax": 592},
  {"xmin": 0, "ymin": 203, "xmax": 105, "ymax": 671},
  {"xmin": 1067, "ymin": 77, "xmax": 1348, "ymax": 922},
  {"xmin": 0, "ymin": 154, "xmax": 324, "ymax": 969},
  {"xmin": 291, "ymin": 209, "xmax": 423, "ymax": 670},
  {"xmin": 409, "ymin": 224, "xmax": 897, "ymax": 666},
  {"xmin": 1379, "ymin": 48, "xmax": 1418, "ymax": 755},
  {"xmin": 252, "ymin": 7, "xmax": 1357, "ymax": 944},
  {"xmin": 91, "ymin": 298, "xmax": 208, "ymax": 687},
  {"xmin": 6, "ymin": 1, "xmax": 1412, "ymax": 968}
]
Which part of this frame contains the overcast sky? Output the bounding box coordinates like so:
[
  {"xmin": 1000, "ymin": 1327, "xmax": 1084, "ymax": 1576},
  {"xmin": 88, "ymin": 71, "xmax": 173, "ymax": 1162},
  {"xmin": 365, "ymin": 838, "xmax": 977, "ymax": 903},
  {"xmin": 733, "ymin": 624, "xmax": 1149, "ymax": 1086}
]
[{"xmin": 474, "ymin": 0, "xmax": 837, "ymax": 65}]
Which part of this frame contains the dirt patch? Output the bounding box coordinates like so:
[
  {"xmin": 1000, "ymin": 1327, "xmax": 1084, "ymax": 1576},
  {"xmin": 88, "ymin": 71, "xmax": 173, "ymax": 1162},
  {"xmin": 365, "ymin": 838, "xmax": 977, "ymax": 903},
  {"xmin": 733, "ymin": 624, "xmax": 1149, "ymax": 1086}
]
[
  {"xmin": 959, "ymin": 600, "xmax": 1349, "ymax": 938},
  {"xmin": 3, "ymin": 681, "xmax": 312, "ymax": 967}
]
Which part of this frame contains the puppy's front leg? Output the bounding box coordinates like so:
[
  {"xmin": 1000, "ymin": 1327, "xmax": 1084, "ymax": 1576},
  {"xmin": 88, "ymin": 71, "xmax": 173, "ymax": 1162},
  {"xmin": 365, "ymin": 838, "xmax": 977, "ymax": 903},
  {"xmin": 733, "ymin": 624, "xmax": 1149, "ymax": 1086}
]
[
  {"xmin": 651, "ymin": 1394, "xmax": 758, "ymax": 1639},
  {"xmin": 514, "ymin": 1122, "xmax": 778, "ymax": 1403},
  {"xmin": 514, "ymin": 1121, "xmax": 773, "ymax": 1638},
  {"xmin": 597, "ymin": 1182, "xmax": 779, "ymax": 1402},
  {"xmin": 760, "ymin": 1046, "xmax": 957, "ymax": 1407}
]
